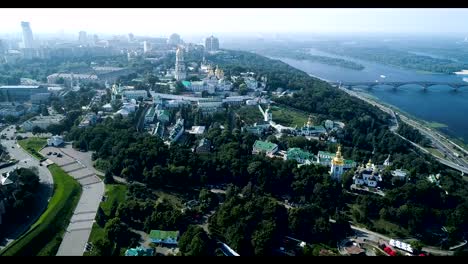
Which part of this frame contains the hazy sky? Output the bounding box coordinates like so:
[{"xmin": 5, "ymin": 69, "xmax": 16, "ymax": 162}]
[{"xmin": 0, "ymin": 8, "xmax": 468, "ymax": 36}]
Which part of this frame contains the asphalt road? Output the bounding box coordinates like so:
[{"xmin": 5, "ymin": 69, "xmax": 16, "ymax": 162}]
[{"xmin": 0, "ymin": 125, "xmax": 54, "ymax": 250}]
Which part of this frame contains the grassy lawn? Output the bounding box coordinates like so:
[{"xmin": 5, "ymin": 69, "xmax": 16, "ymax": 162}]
[
  {"xmin": 84, "ymin": 183, "xmax": 128, "ymax": 256},
  {"xmin": 270, "ymin": 105, "xmax": 309, "ymax": 127},
  {"xmin": 0, "ymin": 164, "xmax": 81, "ymax": 256},
  {"xmin": 235, "ymin": 106, "xmax": 263, "ymax": 124},
  {"xmin": 425, "ymin": 147, "xmax": 445, "ymax": 159},
  {"xmin": 371, "ymin": 219, "xmax": 410, "ymax": 239},
  {"xmin": 425, "ymin": 121, "xmax": 448, "ymax": 129},
  {"xmin": 155, "ymin": 190, "xmax": 185, "ymax": 209},
  {"xmin": 18, "ymin": 137, "xmax": 47, "ymax": 160},
  {"xmin": 101, "ymin": 185, "xmax": 128, "ymax": 215}
]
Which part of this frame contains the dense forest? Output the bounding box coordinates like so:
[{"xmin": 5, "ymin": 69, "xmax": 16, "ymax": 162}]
[{"xmin": 397, "ymin": 123, "xmax": 432, "ymax": 147}]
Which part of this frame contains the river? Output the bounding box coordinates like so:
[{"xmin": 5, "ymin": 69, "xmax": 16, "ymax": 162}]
[{"xmin": 272, "ymin": 48, "xmax": 468, "ymax": 144}]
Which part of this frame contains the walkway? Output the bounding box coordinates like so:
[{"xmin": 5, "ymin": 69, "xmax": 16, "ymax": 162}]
[{"xmin": 40, "ymin": 145, "xmax": 104, "ymax": 256}]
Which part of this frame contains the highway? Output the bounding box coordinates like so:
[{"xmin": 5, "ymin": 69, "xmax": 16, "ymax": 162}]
[
  {"xmin": 338, "ymin": 86, "xmax": 468, "ymax": 175},
  {"xmin": 0, "ymin": 125, "xmax": 54, "ymax": 250}
]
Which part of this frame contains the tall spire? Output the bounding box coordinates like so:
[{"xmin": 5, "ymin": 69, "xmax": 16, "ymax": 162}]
[{"xmin": 307, "ymin": 115, "xmax": 313, "ymax": 127}]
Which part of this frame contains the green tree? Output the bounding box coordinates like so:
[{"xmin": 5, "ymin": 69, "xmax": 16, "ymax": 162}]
[
  {"xmin": 179, "ymin": 225, "xmax": 214, "ymax": 256},
  {"xmin": 96, "ymin": 206, "xmax": 107, "ymax": 227},
  {"xmin": 104, "ymin": 170, "xmax": 114, "ymax": 184},
  {"xmin": 94, "ymin": 237, "xmax": 113, "ymax": 256}
]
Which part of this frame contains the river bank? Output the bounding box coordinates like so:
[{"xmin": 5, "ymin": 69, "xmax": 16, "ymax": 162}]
[{"xmin": 350, "ymin": 88, "xmax": 468, "ymax": 154}]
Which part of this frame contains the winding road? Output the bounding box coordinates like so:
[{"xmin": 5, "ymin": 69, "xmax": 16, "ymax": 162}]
[{"xmin": 0, "ymin": 125, "xmax": 54, "ymax": 250}]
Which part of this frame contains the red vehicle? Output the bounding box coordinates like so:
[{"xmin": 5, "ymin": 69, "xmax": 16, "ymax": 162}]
[{"xmin": 384, "ymin": 246, "xmax": 397, "ymax": 256}]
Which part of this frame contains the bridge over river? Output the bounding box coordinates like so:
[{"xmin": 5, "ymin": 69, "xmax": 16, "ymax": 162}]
[{"xmin": 331, "ymin": 81, "xmax": 468, "ymax": 91}]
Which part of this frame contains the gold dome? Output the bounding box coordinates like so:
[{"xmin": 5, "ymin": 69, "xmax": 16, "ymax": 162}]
[
  {"xmin": 307, "ymin": 115, "xmax": 313, "ymax": 127},
  {"xmin": 366, "ymin": 159, "xmax": 372, "ymax": 167},
  {"xmin": 332, "ymin": 145, "xmax": 344, "ymax": 165}
]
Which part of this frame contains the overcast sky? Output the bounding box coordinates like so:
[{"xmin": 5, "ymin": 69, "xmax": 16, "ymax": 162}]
[{"xmin": 0, "ymin": 8, "xmax": 468, "ymax": 36}]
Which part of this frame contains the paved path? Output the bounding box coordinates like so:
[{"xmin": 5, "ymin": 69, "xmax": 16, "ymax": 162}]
[
  {"xmin": 0, "ymin": 126, "xmax": 53, "ymax": 250},
  {"xmin": 40, "ymin": 145, "xmax": 104, "ymax": 256}
]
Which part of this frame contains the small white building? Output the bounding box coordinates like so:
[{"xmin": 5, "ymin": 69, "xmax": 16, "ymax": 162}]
[
  {"xmin": 187, "ymin": 126, "xmax": 206, "ymax": 135},
  {"xmin": 102, "ymin": 103, "xmax": 113, "ymax": 112},
  {"xmin": 47, "ymin": 135, "xmax": 64, "ymax": 147},
  {"xmin": 391, "ymin": 169, "xmax": 407, "ymax": 180}
]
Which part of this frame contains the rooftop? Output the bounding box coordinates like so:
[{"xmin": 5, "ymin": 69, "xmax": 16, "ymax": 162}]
[
  {"xmin": 253, "ymin": 140, "xmax": 278, "ymax": 152},
  {"xmin": 125, "ymin": 246, "xmax": 154, "ymax": 256},
  {"xmin": 0, "ymin": 85, "xmax": 42, "ymax": 89},
  {"xmin": 188, "ymin": 126, "xmax": 206, "ymax": 134},
  {"xmin": 287, "ymin": 148, "xmax": 315, "ymax": 160}
]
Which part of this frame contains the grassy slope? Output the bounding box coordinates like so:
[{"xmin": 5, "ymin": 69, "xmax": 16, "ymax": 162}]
[
  {"xmin": 270, "ymin": 105, "xmax": 309, "ymax": 127},
  {"xmin": 18, "ymin": 137, "xmax": 47, "ymax": 160},
  {"xmin": 0, "ymin": 164, "xmax": 81, "ymax": 256},
  {"xmin": 84, "ymin": 184, "xmax": 128, "ymax": 256}
]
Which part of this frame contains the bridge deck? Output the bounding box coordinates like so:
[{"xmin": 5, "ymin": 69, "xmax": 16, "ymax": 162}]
[{"xmin": 332, "ymin": 81, "xmax": 468, "ymax": 89}]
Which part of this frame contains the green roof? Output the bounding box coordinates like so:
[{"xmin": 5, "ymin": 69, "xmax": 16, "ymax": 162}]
[
  {"xmin": 287, "ymin": 148, "xmax": 315, "ymax": 160},
  {"xmin": 182, "ymin": 81, "xmax": 192, "ymax": 88},
  {"xmin": 253, "ymin": 140, "xmax": 278, "ymax": 152},
  {"xmin": 149, "ymin": 230, "xmax": 179, "ymax": 240}
]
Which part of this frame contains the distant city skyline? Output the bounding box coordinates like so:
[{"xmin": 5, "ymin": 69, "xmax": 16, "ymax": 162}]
[{"xmin": 0, "ymin": 8, "xmax": 468, "ymax": 37}]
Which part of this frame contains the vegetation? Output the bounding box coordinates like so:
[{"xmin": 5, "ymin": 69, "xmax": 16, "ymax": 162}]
[
  {"xmin": 397, "ymin": 123, "xmax": 432, "ymax": 147},
  {"xmin": 0, "ymin": 165, "xmax": 81, "ymax": 256},
  {"xmin": 178, "ymin": 225, "xmax": 216, "ymax": 256},
  {"xmin": 18, "ymin": 137, "xmax": 47, "ymax": 160},
  {"xmin": 85, "ymin": 183, "xmax": 128, "ymax": 256},
  {"xmin": 316, "ymin": 44, "xmax": 468, "ymax": 74},
  {"xmin": 270, "ymin": 105, "xmax": 309, "ymax": 127},
  {"xmin": 0, "ymin": 168, "xmax": 40, "ymax": 241}
]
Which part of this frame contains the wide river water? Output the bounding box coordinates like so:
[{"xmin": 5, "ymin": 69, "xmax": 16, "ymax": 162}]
[{"xmin": 272, "ymin": 48, "xmax": 468, "ymax": 144}]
